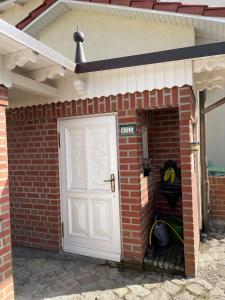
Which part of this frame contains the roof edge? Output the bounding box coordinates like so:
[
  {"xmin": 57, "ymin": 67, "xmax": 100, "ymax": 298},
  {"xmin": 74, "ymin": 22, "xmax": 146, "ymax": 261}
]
[{"xmin": 16, "ymin": 0, "xmax": 225, "ymax": 31}]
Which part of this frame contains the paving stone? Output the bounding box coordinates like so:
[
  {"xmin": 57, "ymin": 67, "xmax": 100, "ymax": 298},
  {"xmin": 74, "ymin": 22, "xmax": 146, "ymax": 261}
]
[
  {"xmin": 162, "ymin": 280, "xmax": 182, "ymax": 295},
  {"xmin": 210, "ymin": 287, "xmax": 225, "ymax": 297},
  {"xmin": 174, "ymin": 291, "xmax": 196, "ymax": 300},
  {"xmin": 143, "ymin": 283, "xmax": 160, "ymax": 290},
  {"xmin": 82, "ymin": 291, "xmax": 101, "ymax": 300},
  {"xmin": 216, "ymin": 280, "xmax": 225, "ymax": 291},
  {"xmin": 171, "ymin": 279, "xmax": 186, "ymax": 286},
  {"xmin": 13, "ymin": 231, "xmax": 225, "ymax": 300},
  {"xmin": 125, "ymin": 294, "xmax": 140, "ymax": 300},
  {"xmin": 209, "ymin": 297, "xmax": 225, "ymax": 300},
  {"xmin": 189, "ymin": 278, "xmax": 213, "ymax": 290},
  {"xmin": 186, "ymin": 283, "xmax": 205, "ymax": 296},
  {"xmin": 113, "ymin": 287, "xmax": 129, "ymax": 297},
  {"xmin": 142, "ymin": 288, "xmax": 172, "ymax": 300},
  {"xmin": 199, "ymin": 254, "xmax": 214, "ymax": 266},
  {"xmin": 69, "ymin": 296, "xmax": 85, "ymax": 300},
  {"xmin": 98, "ymin": 291, "xmax": 117, "ymax": 300},
  {"xmin": 127, "ymin": 285, "xmax": 150, "ymax": 297}
]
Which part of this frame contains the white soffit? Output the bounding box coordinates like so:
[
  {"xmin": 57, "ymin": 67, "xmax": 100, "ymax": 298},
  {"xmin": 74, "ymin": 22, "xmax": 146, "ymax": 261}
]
[
  {"xmin": 0, "ymin": 18, "xmax": 75, "ymax": 72},
  {"xmin": 0, "ymin": 19, "xmax": 77, "ymax": 101},
  {"xmin": 0, "ymin": 0, "xmax": 29, "ymax": 12},
  {"xmin": 24, "ymin": 0, "xmax": 225, "ymax": 43}
]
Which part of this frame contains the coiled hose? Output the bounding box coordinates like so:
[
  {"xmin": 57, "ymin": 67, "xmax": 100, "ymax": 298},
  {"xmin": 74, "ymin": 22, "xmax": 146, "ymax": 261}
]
[{"xmin": 149, "ymin": 220, "xmax": 184, "ymax": 247}]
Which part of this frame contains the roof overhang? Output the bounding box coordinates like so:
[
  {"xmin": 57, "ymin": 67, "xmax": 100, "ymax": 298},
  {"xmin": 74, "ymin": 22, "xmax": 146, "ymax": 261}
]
[
  {"xmin": 1, "ymin": 16, "xmax": 225, "ymax": 108},
  {"xmin": 23, "ymin": 0, "xmax": 225, "ymax": 44},
  {"xmin": 0, "ymin": 0, "xmax": 28, "ymax": 12},
  {"xmin": 0, "ymin": 19, "xmax": 79, "ymax": 103},
  {"xmin": 0, "ymin": 18, "xmax": 75, "ymax": 72}
]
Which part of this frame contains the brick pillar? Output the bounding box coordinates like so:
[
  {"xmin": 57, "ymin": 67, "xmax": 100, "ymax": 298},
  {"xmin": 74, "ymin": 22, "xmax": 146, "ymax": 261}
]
[
  {"xmin": 118, "ymin": 107, "xmax": 144, "ymax": 262},
  {"xmin": 119, "ymin": 101, "xmax": 156, "ymax": 263},
  {"xmin": 179, "ymin": 86, "xmax": 199, "ymax": 277},
  {"xmin": 0, "ymin": 86, "xmax": 14, "ymax": 299}
]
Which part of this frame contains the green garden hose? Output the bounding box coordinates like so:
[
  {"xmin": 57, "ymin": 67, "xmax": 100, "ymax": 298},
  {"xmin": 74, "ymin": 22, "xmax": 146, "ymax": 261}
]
[{"xmin": 149, "ymin": 220, "xmax": 184, "ymax": 246}]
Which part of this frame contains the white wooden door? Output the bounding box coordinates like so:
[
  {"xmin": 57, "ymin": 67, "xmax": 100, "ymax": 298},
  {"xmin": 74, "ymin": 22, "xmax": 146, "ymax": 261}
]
[{"xmin": 59, "ymin": 115, "xmax": 121, "ymax": 261}]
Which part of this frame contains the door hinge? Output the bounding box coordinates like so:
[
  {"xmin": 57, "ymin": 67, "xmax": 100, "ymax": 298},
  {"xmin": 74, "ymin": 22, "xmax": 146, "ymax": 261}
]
[
  {"xmin": 62, "ymin": 222, "xmax": 64, "ymax": 238},
  {"xmin": 58, "ymin": 132, "xmax": 60, "ymax": 148}
]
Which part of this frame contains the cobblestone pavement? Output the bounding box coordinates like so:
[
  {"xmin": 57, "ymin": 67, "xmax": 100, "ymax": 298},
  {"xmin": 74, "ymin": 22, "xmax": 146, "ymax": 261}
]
[{"xmin": 13, "ymin": 232, "xmax": 225, "ymax": 300}]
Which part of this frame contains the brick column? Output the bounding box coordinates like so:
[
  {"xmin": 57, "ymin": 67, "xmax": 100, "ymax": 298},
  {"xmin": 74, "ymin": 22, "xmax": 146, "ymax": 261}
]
[
  {"xmin": 179, "ymin": 86, "xmax": 199, "ymax": 277},
  {"xmin": 0, "ymin": 86, "xmax": 14, "ymax": 300},
  {"xmin": 118, "ymin": 106, "xmax": 144, "ymax": 262}
]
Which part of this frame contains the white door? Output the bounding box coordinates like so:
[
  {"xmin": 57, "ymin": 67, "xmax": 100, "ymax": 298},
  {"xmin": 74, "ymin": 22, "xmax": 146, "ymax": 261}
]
[{"xmin": 59, "ymin": 115, "xmax": 121, "ymax": 261}]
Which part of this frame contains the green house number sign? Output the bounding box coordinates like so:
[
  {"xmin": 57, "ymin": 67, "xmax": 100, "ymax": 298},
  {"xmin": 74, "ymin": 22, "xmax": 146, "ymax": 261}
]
[{"xmin": 119, "ymin": 124, "xmax": 136, "ymax": 136}]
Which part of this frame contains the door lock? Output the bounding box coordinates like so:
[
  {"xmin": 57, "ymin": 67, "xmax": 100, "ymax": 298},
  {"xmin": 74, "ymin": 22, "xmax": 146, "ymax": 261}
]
[{"xmin": 104, "ymin": 174, "xmax": 115, "ymax": 192}]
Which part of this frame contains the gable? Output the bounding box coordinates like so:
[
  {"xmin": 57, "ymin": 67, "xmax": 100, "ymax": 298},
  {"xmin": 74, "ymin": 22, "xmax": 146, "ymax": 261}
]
[{"xmin": 38, "ymin": 9, "xmax": 195, "ymax": 62}]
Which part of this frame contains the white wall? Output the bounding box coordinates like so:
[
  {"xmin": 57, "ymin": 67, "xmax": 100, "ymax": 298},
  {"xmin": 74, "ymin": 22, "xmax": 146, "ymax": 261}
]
[
  {"xmin": 38, "ymin": 9, "xmax": 195, "ymax": 61},
  {"xmin": 206, "ymin": 88, "xmax": 225, "ymax": 167},
  {"xmin": 1, "ymin": 0, "xmax": 43, "ymax": 25}
]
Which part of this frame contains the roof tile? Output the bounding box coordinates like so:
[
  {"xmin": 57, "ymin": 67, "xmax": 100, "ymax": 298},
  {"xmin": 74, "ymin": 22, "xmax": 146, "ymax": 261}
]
[
  {"xmin": 17, "ymin": 0, "xmax": 55, "ymax": 29},
  {"xmin": 110, "ymin": 0, "xmax": 131, "ymax": 6},
  {"xmin": 203, "ymin": 7, "xmax": 225, "ymax": 17},
  {"xmin": 153, "ymin": 2, "xmax": 182, "ymax": 12},
  {"xmin": 90, "ymin": 0, "xmax": 110, "ymax": 3},
  {"xmin": 177, "ymin": 5, "xmax": 208, "ymax": 16},
  {"xmin": 131, "ymin": 1, "xmax": 155, "ymax": 9}
]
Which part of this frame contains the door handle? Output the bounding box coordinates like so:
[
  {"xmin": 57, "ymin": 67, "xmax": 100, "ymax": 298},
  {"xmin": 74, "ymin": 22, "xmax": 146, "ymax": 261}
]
[{"xmin": 104, "ymin": 174, "xmax": 115, "ymax": 193}]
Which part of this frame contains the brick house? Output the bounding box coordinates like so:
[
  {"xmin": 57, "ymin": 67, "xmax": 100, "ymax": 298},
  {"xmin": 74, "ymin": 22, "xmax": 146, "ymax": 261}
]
[{"xmin": 1, "ymin": 1, "xmax": 225, "ymax": 299}]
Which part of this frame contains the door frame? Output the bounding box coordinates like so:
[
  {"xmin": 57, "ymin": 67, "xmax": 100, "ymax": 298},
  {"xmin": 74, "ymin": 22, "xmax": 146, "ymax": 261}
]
[{"xmin": 57, "ymin": 113, "xmax": 122, "ymax": 260}]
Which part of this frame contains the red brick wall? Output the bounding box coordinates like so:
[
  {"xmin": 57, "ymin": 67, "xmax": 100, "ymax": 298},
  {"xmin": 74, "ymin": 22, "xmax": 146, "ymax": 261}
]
[
  {"xmin": 148, "ymin": 109, "xmax": 182, "ymax": 216},
  {"xmin": 0, "ymin": 86, "xmax": 14, "ymax": 300},
  {"xmin": 7, "ymin": 105, "xmax": 62, "ymax": 251},
  {"xmin": 209, "ymin": 176, "xmax": 225, "ymax": 223},
  {"xmin": 136, "ymin": 111, "xmax": 156, "ymax": 256},
  {"xmin": 140, "ymin": 173, "xmax": 155, "ymax": 255},
  {"xmin": 0, "ymin": 278, "xmax": 14, "ymax": 300},
  {"xmin": 7, "ymin": 86, "xmax": 199, "ymax": 275},
  {"xmin": 179, "ymin": 87, "xmax": 199, "ymax": 277}
]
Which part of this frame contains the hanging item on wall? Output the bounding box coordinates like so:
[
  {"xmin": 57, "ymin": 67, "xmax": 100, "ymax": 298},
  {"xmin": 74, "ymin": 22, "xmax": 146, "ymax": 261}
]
[
  {"xmin": 143, "ymin": 159, "xmax": 152, "ymax": 177},
  {"xmin": 159, "ymin": 160, "xmax": 182, "ymax": 208}
]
